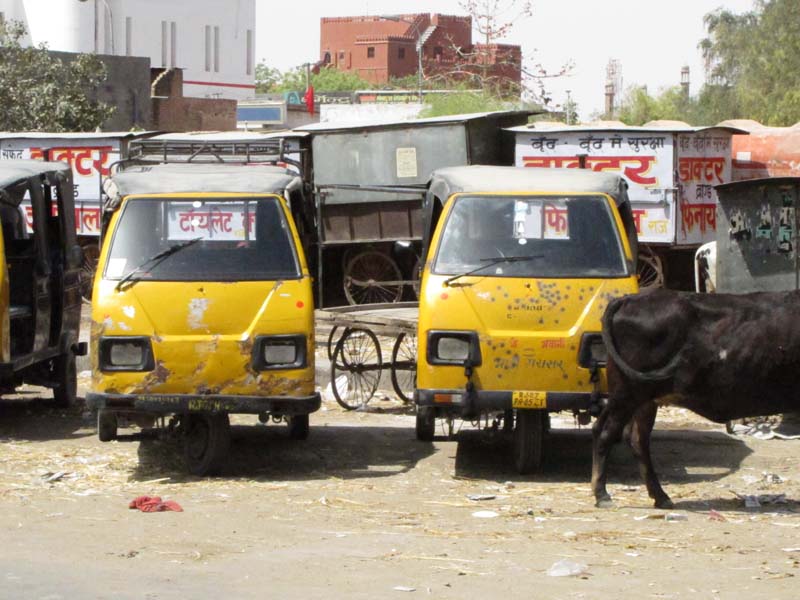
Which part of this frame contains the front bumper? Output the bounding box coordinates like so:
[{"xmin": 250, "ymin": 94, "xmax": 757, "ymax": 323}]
[
  {"xmin": 87, "ymin": 392, "xmax": 321, "ymax": 416},
  {"xmin": 417, "ymin": 388, "xmax": 603, "ymax": 415}
]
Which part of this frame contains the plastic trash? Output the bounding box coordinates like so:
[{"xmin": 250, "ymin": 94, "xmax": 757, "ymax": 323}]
[
  {"xmin": 472, "ymin": 510, "xmax": 499, "ymax": 518},
  {"xmin": 393, "ymin": 586, "xmax": 416, "ymax": 592},
  {"xmin": 547, "ymin": 559, "xmax": 588, "ymax": 577},
  {"xmin": 467, "ymin": 494, "xmax": 497, "ymax": 502},
  {"xmin": 664, "ymin": 513, "xmax": 688, "ymax": 522}
]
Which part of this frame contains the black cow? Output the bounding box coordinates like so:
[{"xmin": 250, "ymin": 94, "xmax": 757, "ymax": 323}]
[{"xmin": 593, "ymin": 288, "xmax": 800, "ymax": 508}]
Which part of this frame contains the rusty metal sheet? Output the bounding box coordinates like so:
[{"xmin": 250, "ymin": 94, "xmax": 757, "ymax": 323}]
[{"xmin": 715, "ymin": 177, "xmax": 800, "ymax": 292}]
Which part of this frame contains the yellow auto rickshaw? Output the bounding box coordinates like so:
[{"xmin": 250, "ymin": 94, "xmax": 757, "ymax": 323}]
[
  {"xmin": 415, "ymin": 166, "xmax": 639, "ymax": 473},
  {"xmin": 0, "ymin": 160, "xmax": 86, "ymax": 405},
  {"xmin": 88, "ymin": 163, "xmax": 319, "ymax": 475}
]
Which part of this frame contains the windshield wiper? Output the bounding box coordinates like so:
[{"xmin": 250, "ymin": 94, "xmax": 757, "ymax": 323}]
[
  {"xmin": 115, "ymin": 237, "xmax": 203, "ymax": 291},
  {"xmin": 444, "ymin": 255, "xmax": 543, "ymax": 286}
]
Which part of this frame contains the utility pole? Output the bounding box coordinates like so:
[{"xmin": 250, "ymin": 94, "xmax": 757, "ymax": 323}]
[{"xmin": 565, "ymin": 90, "xmax": 573, "ymax": 125}]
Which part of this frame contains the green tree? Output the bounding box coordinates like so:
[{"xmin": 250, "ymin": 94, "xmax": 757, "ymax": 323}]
[
  {"xmin": 616, "ymin": 85, "xmax": 697, "ymax": 125},
  {"xmin": 255, "ymin": 62, "xmax": 371, "ymax": 93},
  {"xmin": 418, "ymin": 89, "xmax": 513, "ymax": 118},
  {"xmin": 700, "ymin": 0, "xmax": 800, "ymax": 125},
  {"xmin": 0, "ymin": 21, "xmax": 113, "ymax": 132}
]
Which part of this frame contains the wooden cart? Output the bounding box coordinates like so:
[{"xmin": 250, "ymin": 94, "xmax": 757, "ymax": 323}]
[{"xmin": 316, "ymin": 303, "xmax": 418, "ymax": 410}]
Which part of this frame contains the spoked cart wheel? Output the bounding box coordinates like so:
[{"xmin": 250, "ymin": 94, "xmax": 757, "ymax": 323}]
[
  {"xmin": 326, "ymin": 326, "xmax": 351, "ymax": 362},
  {"xmin": 343, "ymin": 250, "xmax": 404, "ymax": 305},
  {"xmin": 330, "ymin": 328, "xmax": 383, "ymax": 410},
  {"xmin": 390, "ymin": 332, "xmax": 417, "ymax": 404},
  {"xmin": 637, "ymin": 246, "xmax": 665, "ymax": 290},
  {"xmin": 183, "ymin": 413, "xmax": 231, "ymax": 476}
]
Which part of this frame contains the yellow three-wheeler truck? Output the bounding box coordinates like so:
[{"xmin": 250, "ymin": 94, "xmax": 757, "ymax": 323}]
[
  {"xmin": 87, "ymin": 163, "xmax": 319, "ymax": 475},
  {"xmin": 415, "ymin": 166, "xmax": 639, "ymax": 473}
]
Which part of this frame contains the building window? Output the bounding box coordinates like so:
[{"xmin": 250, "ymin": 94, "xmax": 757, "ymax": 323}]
[
  {"xmin": 125, "ymin": 16, "xmax": 132, "ymax": 56},
  {"xmin": 433, "ymin": 46, "xmax": 443, "ymax": 60},
  {"xmin": 205, "ymin": 25, "xmax": 211, "ymax": 71},
  {"xmin": 170, "ymin": 22, "xmax": 177, "ymax": 67},
  {"xmin": 398, "ymin": 47, "xmax": 405, "ymax": 59},
  {"xmin": 246, "ymin": 29, "xmax": 253, "ymax": 75},
  {"xmin": 161, "ymin": 21, "xmax": 167, "ymax": 67},
  {"xmin": 367, "ymin": 46, "xmax": 375, "ymax": 59},
  {"xmin": 214, "ymin": 26, "xmax": 220, "ymax": 72}
]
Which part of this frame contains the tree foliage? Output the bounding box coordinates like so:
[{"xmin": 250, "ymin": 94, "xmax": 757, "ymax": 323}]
[
  {"xmin": 0, "ymin": 21, "xmax": 113, "ymax": 132},
  {"xmin": 256, "ymin": 62, "xmax": 371, "ymax": 94},
  {"xmin": 616, "ymin": 0, "xmax": 800, "ymax": 126},
  {"xmin": 418, "ymin": 90, "xmax": 513, "ymax": 118}
]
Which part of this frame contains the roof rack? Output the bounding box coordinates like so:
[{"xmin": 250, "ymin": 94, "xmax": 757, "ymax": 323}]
[{"xmin": 126, "ymin": 138, "xmax": 303, "ymax": 171}]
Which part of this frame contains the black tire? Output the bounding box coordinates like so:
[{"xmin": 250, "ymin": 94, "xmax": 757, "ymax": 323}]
[
  {"xmin": 53, "ymin": 352, "xmax": 77, "ymax": 408},
  {"xmin": 288, "ymin": 414, "xmax": 310, "ymax": 440},
  {"xmin": 183, "ymin": 413, "xmax": 231, "ymax": 476},
  {"xmin": 415, "ymin": 406, "xmax": 435, "ymax": 441},
  {"xmin": 390, "ymin": 332, "xmax": 417, "ymax": 404},
  {"xmin": 97, "ymin": 409, "xmax": 117, "ymax": 442},
  {"xmin": 330, "ymin": 328, "xmax": 382, "ymax": 410},
  {"xmin": 514, "ymin": 409, "xmax": 547, "ymax": 474}
]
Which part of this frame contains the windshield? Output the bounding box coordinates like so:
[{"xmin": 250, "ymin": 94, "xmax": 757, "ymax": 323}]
[
  {"xmin": 104, "ymin": 196, "xmax": 301, "ymax": 282},
  {"xmin": 433, "ymin": 194, "xmax": 629, "ymax": 278}
]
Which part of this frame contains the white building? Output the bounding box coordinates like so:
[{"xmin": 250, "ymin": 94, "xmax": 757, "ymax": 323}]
[{"xmin": 0, "ymin": 0, "xmax": 256, "ymax": 100}]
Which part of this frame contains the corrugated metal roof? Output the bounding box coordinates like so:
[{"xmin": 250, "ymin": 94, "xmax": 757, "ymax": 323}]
[
  {"xmin": 0, "ymin": 131, "xmax": 155, "ymax": 140},
  {"xmin": 506, "ymin": 121, "xmax": 749, "ymax": 135},
  {"xmin": 716, "ymin": 176, "xmax": 800, "ymax": 192},
  {"xmin": 298, "ymin": 110, "xmax": 532, "ymax": 133}
]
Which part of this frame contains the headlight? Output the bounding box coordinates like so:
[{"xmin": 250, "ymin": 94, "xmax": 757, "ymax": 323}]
[
  {"xmin": 99, "ymin": 337, "xmax": 155, "ymax": 372},
  {"xmin": 427, "ymin": 331, "xmax": 482, "ymax": 366},
  {"xmin": 578, "ymin": 333, "xmax": 607, "ymax": 367},
  {"xmin": 252, "ymin": 334, "xmax": 307, "ymax": 371}
]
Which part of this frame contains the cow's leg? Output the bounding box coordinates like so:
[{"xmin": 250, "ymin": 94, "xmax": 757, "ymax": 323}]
[
  {"xmin": 628, "ymin": 402, "xmax": 673, "ymax": 509},
  {"xmin": 592, "ymin": 404, "xmax": 633, "ymax": 508}
]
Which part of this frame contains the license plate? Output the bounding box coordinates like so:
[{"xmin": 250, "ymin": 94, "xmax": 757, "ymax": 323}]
[{"xmin": 512, "ymin": 391, "xmax": 547, "ymax": 409}]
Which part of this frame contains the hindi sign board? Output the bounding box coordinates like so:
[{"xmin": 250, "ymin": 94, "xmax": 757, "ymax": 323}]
[
  {"xmin": 0, "ymin": 133, "xmax": 146, "ymax": 237},
  {"xmin": 513, "ymin": 129, "xmax": 676, "ymax": 244}
]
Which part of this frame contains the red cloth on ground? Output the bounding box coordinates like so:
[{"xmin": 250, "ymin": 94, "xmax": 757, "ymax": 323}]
[{"xmin": 129, "ymin": 495, "xmax": 183, "ymax": 512}]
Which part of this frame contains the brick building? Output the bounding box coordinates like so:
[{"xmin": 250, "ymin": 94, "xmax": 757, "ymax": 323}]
[{"xmin": 320, "ymin": 13, "xmax": 522, "ymax": 91}]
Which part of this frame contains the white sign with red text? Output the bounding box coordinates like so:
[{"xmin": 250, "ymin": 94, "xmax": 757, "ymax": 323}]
[
  {"xmin": 514, "ymin": 131, "xmax": 676, "ymax": 244},
  {"xmin": 0, "ymin": 137, "xmax": 122, "ymax": 237},
  {"xmin": 676, "ymin": 133, "xmax": 732, "ymax": 246}
]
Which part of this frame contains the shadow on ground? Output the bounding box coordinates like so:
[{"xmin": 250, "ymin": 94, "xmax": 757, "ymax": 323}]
[
  {"xmin": 0, "ymin": 394, "xmax": 93, "ymax": 442},
  {"xmin": 132, "ymin": 421, "xmax": 435, "ymax": 483},
  {"xmin": 453, "ymin": 426, "xmax": 754, "ymax": 489}
]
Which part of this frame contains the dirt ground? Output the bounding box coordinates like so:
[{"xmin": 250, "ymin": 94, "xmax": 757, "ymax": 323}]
[{"xmin": 2, "ymin": 340, "xmax": 800, "ymax": 599}]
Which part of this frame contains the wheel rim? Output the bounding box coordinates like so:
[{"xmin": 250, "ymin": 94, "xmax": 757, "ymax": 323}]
[
  {"xmin": 637, "ymin": 250, "xmax": 664, "ymax": 290},
  {"xmin": 390, "ymin": 332, "xmax": 417, "ymax": 403},
  {"xmin": 330, "ymin": 328, "xmax": 382, "ymax": 409},
  {"xmin": 343, "ymin": 250, "xmax": 403, "ymax": 305}
]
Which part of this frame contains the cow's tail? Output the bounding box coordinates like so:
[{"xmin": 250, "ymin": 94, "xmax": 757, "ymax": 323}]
[{"xmin": 602, "ymin": 296, "xmax": 684, "ymax": 383}]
